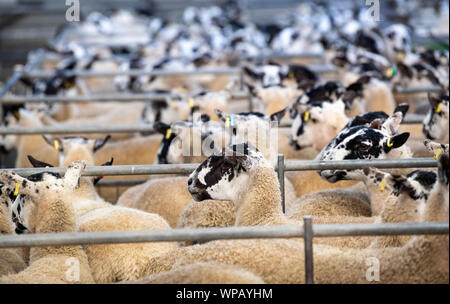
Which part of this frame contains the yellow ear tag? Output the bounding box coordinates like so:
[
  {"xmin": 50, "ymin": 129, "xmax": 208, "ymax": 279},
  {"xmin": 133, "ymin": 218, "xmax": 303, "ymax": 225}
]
[
  {"xmin": 14, "ymin": 183, "xmax": 20, "ymax": 196},
  {"xmin": 53, "ymin": 140, "xmax": 59, "ymax": 151},
  {"xmin": 288, "ymin": 72, "xmax": 294, "ymax": 79},
  {"xmin": 45, "ymin": 166, "xmax": 49, "ymax": 168},
  {"xmin": 188, "ymin": 98, "xmax": 195, "ymax": 108},
  {"xmin": 365, "ymin": 123, "xmax": 370, "ymax": 126},
  {"xmin": 436, "ymin": 103, "xmax": 443, "ymax": 113},
  {"xmin": 397, "ymin": 52, "xmax": 405, "ymax": 61},
  {"xmin": 379, "ymin": 179, "xmax": 386, "ymax": 192},
  {"xmin": 304, "ymin": 111, "xmax": 310, "ymax": 122},
  {"xmin": 386, "ymin": 67, "xmax": 393, "ymax": 78},
  {"xmin": 387, "ymin": 137, "xmax": 394, "ymax": 148},
  {"xmin": 225, "ymin": 117, "xmax": 230, "ymax": 128},
  {"xmin": 165, "ymin": 128, "xmax": 172, "ymax": 139},
  {"xmin": 434, "ymin": 148, "xmax": 442, "ymax": 160}
]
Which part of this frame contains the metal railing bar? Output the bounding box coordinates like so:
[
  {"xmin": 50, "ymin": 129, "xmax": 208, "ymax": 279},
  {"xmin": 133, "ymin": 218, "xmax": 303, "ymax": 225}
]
[
  {"xmin": 23, "ymin": 65, "xmax": 336, "ymax": 79},
  {"xmin": 0, "ymin": 222, "xmax": 446, "ymax": 249},
  {"xmin": 0, "ymin": 158, "xmax": 437, "ymax": 177}
]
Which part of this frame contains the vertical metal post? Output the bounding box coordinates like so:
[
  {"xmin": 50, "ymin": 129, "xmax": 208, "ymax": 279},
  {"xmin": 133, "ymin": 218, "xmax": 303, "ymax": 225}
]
[
  {"xmin": 277, "ymin": 154, "xmax": 285, "ymax": 213},
  {"xmin": 304, "ymin": 216, "xmax": 314, "ymax": 284},
  {"xmin": 239, "ymin": 66, "xmax": 244, "ymax": 91}
]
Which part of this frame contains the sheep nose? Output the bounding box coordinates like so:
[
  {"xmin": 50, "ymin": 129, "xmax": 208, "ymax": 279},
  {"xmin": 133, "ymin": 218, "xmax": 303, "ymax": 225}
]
[{"xmin": 188, "ymin": 178, "xmax": 193, "ymax": 186}]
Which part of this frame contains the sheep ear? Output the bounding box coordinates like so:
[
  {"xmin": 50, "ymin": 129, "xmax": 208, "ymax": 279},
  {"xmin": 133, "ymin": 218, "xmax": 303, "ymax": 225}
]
[
  {"xmin": 243, "ymin": 66, "xmax": 262, "ymax": 79},
  {"xmin": 93, "ymin": 135, "xmax": 111, "ymax": 152},
  {"xmin": 42, "ymin": 136, "xmax": 63, "ymax": 152},
  {"xmin": 27, "ymin": 155, "xmax": 54, "ymax": 168},
  {"xmin": 269, "ymin": 107, "xmax": 287, "ymax": 122},
  {"xmin": 394, "ymin": 103, "xmax": 409, "ymax": 117},
  {"xmin": 93, "ymin": 158, "xmax": 114, "ymax": 185},
  {"xmin": 214, "ymin": 109, "xmax": 230, "ymax": 122},
  {"xmin": 386, "ymin": 132, "xmax": 410, "ymax": 150},
  {"xmin": 153, "ymin": 122, "xmax": 170, "ymax": 135}
]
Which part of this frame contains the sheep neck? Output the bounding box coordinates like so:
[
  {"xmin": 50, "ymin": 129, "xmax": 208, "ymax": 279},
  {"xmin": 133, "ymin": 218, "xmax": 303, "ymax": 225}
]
[
  {"xmin": 30, "ymin": 193, "xmax": 82, "ymax": 262},
  {"xmin": 0, "ymin": 203, "xmax": 14, "ymax": 234},
  {"xmin": 235, "ymin": 166, "xmax": 285, "ymax": 226}
]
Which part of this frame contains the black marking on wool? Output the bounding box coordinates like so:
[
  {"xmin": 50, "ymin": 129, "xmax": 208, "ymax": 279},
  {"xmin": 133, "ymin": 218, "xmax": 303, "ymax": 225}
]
[
  {"xmin": 407, "ymin": 170, "xmax": 437, "ymax": 190},
  {"xmin": 27, "ymin": 172, "xmax": 61, "ymax": 182}
]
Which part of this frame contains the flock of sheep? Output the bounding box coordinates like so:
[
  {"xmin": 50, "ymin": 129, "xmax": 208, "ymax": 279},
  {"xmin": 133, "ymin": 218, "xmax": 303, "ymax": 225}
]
[{"xmin": 0, "ymin": 1, "xmax": 449, "ymax": 284}]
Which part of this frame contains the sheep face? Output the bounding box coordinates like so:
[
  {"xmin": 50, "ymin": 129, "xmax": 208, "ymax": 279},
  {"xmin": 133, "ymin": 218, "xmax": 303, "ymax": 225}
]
[
  {"xmin": 289, "ymin": 100, "xmax": 348, "ymax": 151},
  {"xmin": 383, "ymin": 24, "xmax": 411, "ymax": 63},
  {"xmin": 423, "ymin": 94, "xmax": 449, "ymax": 142},
  {"xmin": 0, "ymin": 161, "xmax": 85, "ymax": 233},
  {"xmin": 317, "ymin": 124, "xmax": 410, "ymax": 183},
  {"xmin": 188, "ymin": 143, "xmax": 269, "ymax": 202}
]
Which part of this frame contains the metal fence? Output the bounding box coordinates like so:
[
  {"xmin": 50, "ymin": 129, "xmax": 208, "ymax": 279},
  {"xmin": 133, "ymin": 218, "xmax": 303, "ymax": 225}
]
[{"xmin": 0, "ymin": 157, "xmax": 439, "ymax": 213}]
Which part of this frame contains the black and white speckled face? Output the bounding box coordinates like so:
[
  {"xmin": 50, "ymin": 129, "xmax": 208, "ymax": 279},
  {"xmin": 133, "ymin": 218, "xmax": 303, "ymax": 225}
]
[
  {"xmin": 383, "ymin": 24, "xmax": 411, "ymax": 62},
  {"xmin": 317, "ymin": 125, "xmax": 410, "ymax": 182},
  {"xmin": 423, "ymin": 95, "xmax": 449, "ymax": 142},
  {"xmin": 187, "ymin": 143, "xmax": 268, "ymax": 202}
]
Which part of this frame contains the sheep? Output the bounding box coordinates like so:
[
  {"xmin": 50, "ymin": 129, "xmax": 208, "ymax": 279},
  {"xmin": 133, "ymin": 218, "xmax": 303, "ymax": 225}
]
[
  {"xmin": 317, "ymin": 112, "xmax": 413, "ymax": 180},
  {"xmin": 187, "ymin": 142, "xmax": 429, "ymax": 248},
  {"xmin": 122, "ymin": 262, "xmax": 264, "ymax": 284},
  {"xmin": 30, "ymin": 136, "xmax": 178, "ymax": 283},
  {"xmin": 0, "ymin": 184, "xmax": 26, "ymax": 277},
  {"xmin": 423, "ymin": 93, "xmax": 449, "ymax": 144},
  {"xmin": 187, "ymin": 143, "xmax": 301, "ymax": 227},
  {"xmin": 0, "ymin": 161, "xmax": 95, "ymax": 284},
  {"xmin": 288, "ymin": 165, "xmax": 436, "ymax": 249},
  {"xmin": 143, "ymin": 153, "xmax": 449, "ymax": 284}
]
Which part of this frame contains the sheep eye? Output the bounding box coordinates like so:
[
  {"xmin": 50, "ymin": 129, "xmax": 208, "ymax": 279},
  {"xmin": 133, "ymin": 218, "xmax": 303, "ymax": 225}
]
[
  {"xmin": 358, "ymin": 143, "xmax": 371, "ymax": 151},
  {"xmin": 311, "ymin": 118, "xmax": 318, "ymax": 123},
  {"xmin": 387, "ymin": 32, "xmax": 395, "ymax": 39}
]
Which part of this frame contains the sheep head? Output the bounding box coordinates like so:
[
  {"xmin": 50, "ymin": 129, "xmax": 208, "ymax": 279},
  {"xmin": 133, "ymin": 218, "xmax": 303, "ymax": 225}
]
[
  {"xmin": 423, "ymin": 93, "xmax": 449, "ymax": 142},
  {"xmin": 188, "ymin": 143, "xmax": 269, "ymax": 202},
  {"xmin": 42, "ymin": 135, "xmax": 111, "ymax": 166},
  {"xmin": 317, "ymin": 120, "xmax": 410, "ymax": 183}
]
